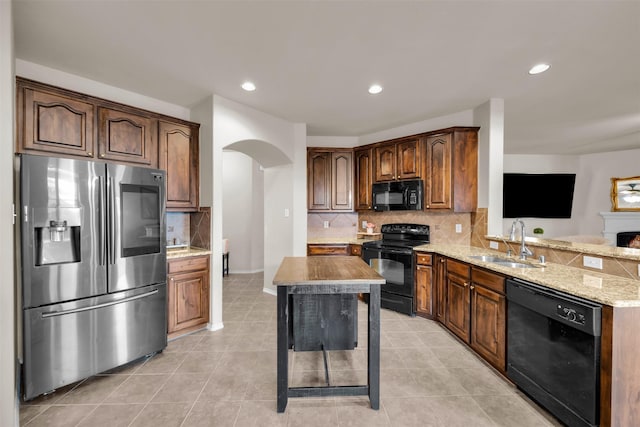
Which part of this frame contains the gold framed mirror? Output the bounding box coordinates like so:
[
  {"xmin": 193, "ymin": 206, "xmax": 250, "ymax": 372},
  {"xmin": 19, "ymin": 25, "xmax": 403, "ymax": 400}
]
[{"xmin": 611, "ymin": 176, "xmax": 640, "ymax": 211}]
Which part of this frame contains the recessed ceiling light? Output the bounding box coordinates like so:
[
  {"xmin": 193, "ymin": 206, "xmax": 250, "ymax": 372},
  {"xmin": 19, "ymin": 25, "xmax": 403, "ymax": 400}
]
[
  {"xmin": 241, "ymin": 81, "xmax": 256, "ymax": 91},
  {"xmin": 528, "ymin": 63, "xmax": 550, "ymax": 75},
  {"xmin": 368, "ymin": 84, "xmax": 383, "ymax": 95}
]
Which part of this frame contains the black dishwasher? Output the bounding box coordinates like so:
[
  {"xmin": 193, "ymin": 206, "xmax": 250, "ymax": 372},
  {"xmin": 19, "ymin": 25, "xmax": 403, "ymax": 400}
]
[{"xmin": 506, "ymin": 278, "xmax": 602, "ymax": 427}]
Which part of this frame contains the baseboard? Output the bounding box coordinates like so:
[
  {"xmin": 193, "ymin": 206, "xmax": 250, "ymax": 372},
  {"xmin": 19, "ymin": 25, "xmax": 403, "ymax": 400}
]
[
  {"xmin": 225, "ymin": 268, "xmax": 264, "ymax": 274},
  {"xmin": 263, "ymin": 287, "xmax": 277, "ymax": 296},
  {"xmin": 207, "ymin": 321, "xmax": 224, "ymax": 332}
]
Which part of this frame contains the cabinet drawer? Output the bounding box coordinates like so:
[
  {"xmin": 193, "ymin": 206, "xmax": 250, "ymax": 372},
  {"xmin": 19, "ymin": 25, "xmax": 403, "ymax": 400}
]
[
  {"xmin": 447, "ymin": 258, "xmax": 470, "ymax": 279},
  {"xmin": 416, "ymin": 253, "xmax": 432, "ymax": 266},
  {"xmin": 471, "ymin": 267, "xmax": 505, "ymax": 294},
  {"xmin": 307, "ymin": 244, "xmax": 349, "ymax": 256},
  {"xmin": 350, "ymin": 244, "xmax": 362, "ymax": 256},
  {"xmin": 168, "ymin": 256, "xmax": 209, "ymax": 274}
]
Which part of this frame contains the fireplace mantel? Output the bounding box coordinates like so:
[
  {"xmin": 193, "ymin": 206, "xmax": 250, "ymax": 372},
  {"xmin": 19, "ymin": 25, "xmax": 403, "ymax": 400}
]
[{"xmin": 600, "ymin": 211, "xmax": 640, "ymax": 243}]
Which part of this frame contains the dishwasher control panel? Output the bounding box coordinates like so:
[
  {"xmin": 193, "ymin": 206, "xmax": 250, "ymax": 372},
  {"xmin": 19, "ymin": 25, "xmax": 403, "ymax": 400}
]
[{"xmin": 556, "ymin": 304, "xmax": 586, "ymax": 325}]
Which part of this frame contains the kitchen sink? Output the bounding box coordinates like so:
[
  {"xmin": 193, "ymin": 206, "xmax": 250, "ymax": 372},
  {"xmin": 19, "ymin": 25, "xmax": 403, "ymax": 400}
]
[{"xmin": 469, "ymin": 255, "xmax": 537, "ymax": 268}]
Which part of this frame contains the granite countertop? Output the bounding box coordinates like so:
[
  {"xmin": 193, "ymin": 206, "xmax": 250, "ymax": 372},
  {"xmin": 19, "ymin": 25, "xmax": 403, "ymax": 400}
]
[
  {"xmin": 414, "ymin": 243, "xmax": 640, "ymax": 308},
  {"xmin": 486, "ymin": 235, "xmax": 640, "ymax": 262},
  {"xmin": 167, "ymin": 246, "xmax": 212, "ymax": 259}
]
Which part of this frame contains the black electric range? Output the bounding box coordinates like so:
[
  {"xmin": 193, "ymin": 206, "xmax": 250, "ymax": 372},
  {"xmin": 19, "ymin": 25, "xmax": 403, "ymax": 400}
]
[{"xmin": 361, "ymin": 224, "xmax": 430, "ymax": 315}]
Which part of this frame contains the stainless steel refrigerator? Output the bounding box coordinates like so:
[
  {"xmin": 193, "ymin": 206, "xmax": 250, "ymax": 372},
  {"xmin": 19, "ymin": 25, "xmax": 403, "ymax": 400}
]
[{"xmin": 18, "ymin": 154, "xmax": 168, "ymax": 400}]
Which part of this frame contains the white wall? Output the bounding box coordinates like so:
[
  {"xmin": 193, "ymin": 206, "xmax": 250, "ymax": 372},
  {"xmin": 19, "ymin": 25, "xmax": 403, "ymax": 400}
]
[
  {"xmin": 16, "ymin": 60, "xmax": 190, "ymax": 121},
  {"xmin": 0, "ymin": 1, "xmax": 17, "ymax": 424},
  {"xmin": 503, "ymin": 154, "xmax": 582, "ymax": 237},
  {"xmin": 222, "ymin": 151, "xmax": 264, "ymax": 273},
  {"xmin": 212, "ymin": 95, "xmax": 306, "ymax": 295},
  {"xmin": 474, "ymin": 99, "xmax": 504, "ymax": 236},
  {"xmin": 576, "ymin": 148, "xmax": 640, "ymax": 236},
  {"xmin": 358, "ymin": 109, "xmax": 474, "ymax": 144},
  {"xmin": 307, "ymin": 136, "xmax": 358, "ymax": 148}
]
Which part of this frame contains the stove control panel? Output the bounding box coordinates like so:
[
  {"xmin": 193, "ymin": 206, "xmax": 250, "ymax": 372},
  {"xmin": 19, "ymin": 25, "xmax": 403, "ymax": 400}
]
[{"xmin": 381, "ymin": 223, "xmax": 430, "ymax": 235}]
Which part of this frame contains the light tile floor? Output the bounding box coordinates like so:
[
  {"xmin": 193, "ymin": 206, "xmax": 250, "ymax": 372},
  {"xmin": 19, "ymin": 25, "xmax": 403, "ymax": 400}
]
[{"xmin": 20, "ymin": 272, "xmax": 563, "ymax": 426}]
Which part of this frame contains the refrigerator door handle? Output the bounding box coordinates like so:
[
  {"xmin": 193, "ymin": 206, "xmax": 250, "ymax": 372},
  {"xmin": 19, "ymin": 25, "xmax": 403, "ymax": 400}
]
[
  {"xmin": 98, "ymin": 176, "xmax": 106, "ymax": 266},
  {"xmin": 107, "ymin": 176, "xmax": 116, "ymax": 265},
  {"xmin": 41, "ymin": 289, "xmax": 159, "ymax": 318}
]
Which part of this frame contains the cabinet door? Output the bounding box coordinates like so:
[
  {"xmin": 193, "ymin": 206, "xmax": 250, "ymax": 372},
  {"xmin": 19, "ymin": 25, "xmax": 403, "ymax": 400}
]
[
  {"xmin": 425, "ymin": 133, "xmax": 452, "ymax": 209},
  {"xmin": 470, "ymin": 285, "xmax": 506, "ymax": 371},
  {"xmin": 415, "ymin": 264, "xmax": 433, "ymax": 318},
  {"xmin": 331, "ymin": 151, "xmax": 353, "ymax": 211},
  {"xmin": 20, "ymin": 87, "xmax": 95, "ymax": 158},
  {"xmin": 159, "ymin": 121, "xmax": 199, "ymax": 211},
  {"xmin": 98, "ymin": 107, "xmax": 157, "ymax": 167},
  {"xmin": 374, "ymin": 143, "xmax": 396, "ymax": 182},
  {"xmin": 354, "ymin": 148, "xmax": 373, "ymax": 210},
  {"xmin": 396, "ymin": 137, "xmax": 421, "ymax": 179},
  {"xmin": 308, "ymin": 149, "xmax": 332, "ymax": 211},
  {"xmin": 168, "ymin": 269, "xmax": 209, "ymax": 335},
  {"xmin": 444, "ymin": 272, "xmax": 470, "ymax": 343},
  {"xmin": 435, "ymin": 256, "xmax": 447, "ymax": 322},
  {"xmin": 451, "ymin": 130, "xmax": 479, "ymax": 212}
]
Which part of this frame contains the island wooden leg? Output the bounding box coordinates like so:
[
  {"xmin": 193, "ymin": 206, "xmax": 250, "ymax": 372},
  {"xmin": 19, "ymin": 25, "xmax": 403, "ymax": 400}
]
[
  {"xmin": 277, "ymin": 286, "xmax": 288, "ymax": 413},
  {"xmin": 368, "ymin": 283, "xmax": 381, "ymax": 410}
]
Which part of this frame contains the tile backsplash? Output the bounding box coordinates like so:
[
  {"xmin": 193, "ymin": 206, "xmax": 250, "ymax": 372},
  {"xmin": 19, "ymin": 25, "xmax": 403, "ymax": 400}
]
[
  {"xmin": 308, "ymin": 210, "xmax": 481, "ymax": 245},
  {"xmin": 166, "ymin": 212, "xmax": 189, "ymax": 246}
]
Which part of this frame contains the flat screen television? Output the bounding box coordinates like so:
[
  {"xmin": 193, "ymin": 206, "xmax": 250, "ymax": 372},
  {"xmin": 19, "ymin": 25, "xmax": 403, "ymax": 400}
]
[{"xmin": 503, "ymin": 173, "xmax": 576, "ymax": 218}]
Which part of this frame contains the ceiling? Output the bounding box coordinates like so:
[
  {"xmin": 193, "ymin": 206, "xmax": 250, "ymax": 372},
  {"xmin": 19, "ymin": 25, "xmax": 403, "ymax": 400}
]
[{"xmin": 12, "ymin": 0, "xmax": 640, "ymax": 155}]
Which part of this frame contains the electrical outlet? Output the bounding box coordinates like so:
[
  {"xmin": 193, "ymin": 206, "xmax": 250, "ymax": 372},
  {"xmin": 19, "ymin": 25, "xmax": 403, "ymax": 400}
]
[
  {"xmin": 583, "ymin": 256, "xmax": 603, "ymax": 269},
  {"xmin": 167, "ymin": 226, "xmax": 174, "ymax": 232},
  {"xmin": 455, "ymin": 224, "xmax": 462, "ymax": 233},
  {"xmin": 489, "ymin": 241, "xmax": 499, "ymax": 250},
  {"xmin": 362, "ymin": 221, "xmax": 368, "ymax": 229},
  {"xmin": 284, "ymin": 208, "xmax": 290, "ymax": 217},
  {"xmin": 323, "ymin": 221, "xmax": 329, "ymax": 229},
  {"xmin": 637, "ymin": 264, "xmax": 640, "ymax": 277}
]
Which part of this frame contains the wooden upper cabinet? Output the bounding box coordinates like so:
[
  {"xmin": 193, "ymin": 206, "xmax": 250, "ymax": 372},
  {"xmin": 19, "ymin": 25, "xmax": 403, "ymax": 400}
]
[
  {"xmin": 331, "ymin": 151, "xmax": 353, "ymax": 211},
  {"xmin": 425, "ymin": 133, "xmax": 452, "ymax": 209},
  {"xmin": 307, "ymin": 148, "xmax": 353, "ymax": 212},
  {"xmin": 373, "ymin": 136, "xmax": 421, "ymax": 182},
  {"xmin": 308, "ymin": 149, "xmax": 332, "ymax": 211},
  {"xmin": 354, "ymin": 147, "xmax": 373, "ymax": 210},
  {"xmin": 396, "ymin": 137, "xmax": 421, "ymax": 179},
  {"xmin": 374, "ymin": 143, "xmax": 396, "ymax": 182},
  {"xmin": 424, "ymin": 127, "xmax": 478, "ymax": 212},
  {"xmin": 159, "ymin": 121, "xmax": 199, "ymax": 211},
  {"xmin": 98, "ymin": 107, "xmax": 157, "ymax": 167},
  {"xmin": 17, "ymin": 82, "xmax": 95, "ymax": 158}
]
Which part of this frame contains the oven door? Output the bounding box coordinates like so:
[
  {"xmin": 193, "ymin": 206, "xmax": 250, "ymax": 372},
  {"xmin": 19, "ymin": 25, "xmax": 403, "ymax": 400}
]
[{"xmin": 362, "ymin": 245, "xmax": 413, "ymax": 296}]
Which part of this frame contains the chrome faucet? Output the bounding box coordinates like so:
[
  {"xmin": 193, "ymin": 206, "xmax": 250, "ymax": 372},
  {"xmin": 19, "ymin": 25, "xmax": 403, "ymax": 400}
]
[{"xmin": 510, "ymin": 219, "xmax": 533, "ymax": 260}]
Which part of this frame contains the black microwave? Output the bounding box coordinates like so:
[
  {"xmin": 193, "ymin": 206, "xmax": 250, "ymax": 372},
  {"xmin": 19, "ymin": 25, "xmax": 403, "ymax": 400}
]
[{"xmin": 372, "ymin": 179, "xmax": 423, "ymax": 211}]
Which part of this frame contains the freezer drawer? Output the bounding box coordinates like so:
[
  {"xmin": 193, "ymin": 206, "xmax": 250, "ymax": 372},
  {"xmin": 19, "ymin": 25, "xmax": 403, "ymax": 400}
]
[{"xmin": 22, "ymin": 284, "xmax": 167, "ymax": 400}]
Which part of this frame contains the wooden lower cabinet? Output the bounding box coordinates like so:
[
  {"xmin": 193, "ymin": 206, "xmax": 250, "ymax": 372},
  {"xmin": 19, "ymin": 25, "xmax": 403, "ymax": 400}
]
[
  {"xmin": 419, "ymin": 254, "xmax": 506, "ymax": 373},
  {"xmin": 415, "ymin": 253, "xmax": 433, "ymax": 318},
  {"xmin": 167, "ymin": 255, "xmax": 210, "ymax": 338},
  {"xmin": 349, "ymin": 244, "xmax": 362, "ymax": 257},
  {"xmin": 434, "ymin": 255, "xmax": 447, "ymax": 322},
  {"xmin": 444, "ymin": 262, "xmax": 471, "ymax": 343},
  {"xmin": 469, "ymin": 267, "xmax": 506, "ymax": 372}
]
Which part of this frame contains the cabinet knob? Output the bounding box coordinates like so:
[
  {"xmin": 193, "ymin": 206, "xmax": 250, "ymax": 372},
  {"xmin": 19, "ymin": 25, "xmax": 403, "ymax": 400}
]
[
  {"xmin": 464, "ymin": 282, "xmax": 469, "ymax": 287},
  {"xmin": 100, "ymin": 153, "xmax": 105, "ymax": 158},
  {"xmin": 87, "ymin": 152, "xmax": 92, "ymax": 156},
  {"xmin": 470, "ymin": 285, "xmax": 475, "ymax": 290}
]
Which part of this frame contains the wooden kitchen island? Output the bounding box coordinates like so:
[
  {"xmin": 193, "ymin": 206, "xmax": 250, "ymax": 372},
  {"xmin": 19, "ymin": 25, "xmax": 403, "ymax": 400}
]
[{"xmin": 272, "ymin": 256, "xmax": 385, "ymax": 413}]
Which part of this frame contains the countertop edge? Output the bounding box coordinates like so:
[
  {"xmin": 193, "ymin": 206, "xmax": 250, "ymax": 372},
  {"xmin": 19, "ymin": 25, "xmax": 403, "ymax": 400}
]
[{"xmin": 414, "ymin": 244, "xmax": 640, "ymax": 308}]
